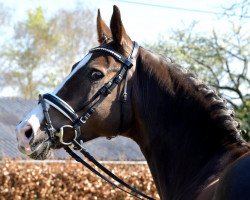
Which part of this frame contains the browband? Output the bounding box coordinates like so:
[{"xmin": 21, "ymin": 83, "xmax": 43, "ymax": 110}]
[
  {"xmin": 38, "ymin": 41, "xmax": 154, "ymax": 199},
  {"xmin": 42, "ymin": 41, "xmax": 139, "ymax": 126},
  {"xmin": 89, "ymin": 41, "xmax": 139, "ymax": 69}
]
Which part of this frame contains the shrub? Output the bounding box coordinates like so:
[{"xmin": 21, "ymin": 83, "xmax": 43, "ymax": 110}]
[{"xmin": 0, "ymin": 159, "xmax": 159, "ymax": 199}]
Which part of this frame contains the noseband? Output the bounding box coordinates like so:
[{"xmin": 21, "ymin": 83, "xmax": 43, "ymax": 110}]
[
  {"xmin": 39, "ymin": 41, "xmax": 139, "ymax": 146},
  {"xmin": 38, "ymin": 42, "xmax": 154, "ymax": 199}
]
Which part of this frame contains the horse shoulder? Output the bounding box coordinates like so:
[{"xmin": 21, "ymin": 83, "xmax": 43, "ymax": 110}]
[
  {"xmin": 195, "ymin": 179, "xmax": 219, "ymax": 200},
  {"xmin": 213, "ymin": 152, "xmax": 250, "ymax": 200}
]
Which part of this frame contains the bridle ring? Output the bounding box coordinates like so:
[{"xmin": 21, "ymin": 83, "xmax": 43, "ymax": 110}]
[{"xmin": 55, "ymin": 125, "xmax": 78, "ymax": 146}]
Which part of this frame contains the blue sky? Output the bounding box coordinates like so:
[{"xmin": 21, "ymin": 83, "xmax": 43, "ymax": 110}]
[
  {"xmin": 1, "ymin": 0, "xmax": 244, "ymax": 43},
  {"xmin": 1, "ymin": 0, "xmax": 248, "ymax": 97}
]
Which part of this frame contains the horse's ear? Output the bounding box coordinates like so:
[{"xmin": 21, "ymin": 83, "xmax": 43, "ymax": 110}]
[
  {"xmin": 97, "ymin": 9, "xmax": 112, "ymax": 44},
  {"xmin": 110, "ymin": 5, "xmax": 131, "ymax": 46}
]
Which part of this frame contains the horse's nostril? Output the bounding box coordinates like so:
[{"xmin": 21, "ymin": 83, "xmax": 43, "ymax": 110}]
[{"xmin": 25, "ymin": 128, "xmax": 33, "ymax": 139}]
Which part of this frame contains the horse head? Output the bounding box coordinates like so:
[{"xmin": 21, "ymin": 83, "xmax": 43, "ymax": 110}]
[{"xmin": 16, "ymin": 6, "xmax": 137, "ymax": 160}]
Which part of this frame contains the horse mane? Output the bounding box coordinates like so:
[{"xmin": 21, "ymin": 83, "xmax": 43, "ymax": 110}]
[{"xmin": 139, "ymin": 47, "xmax": 246, "ymax": 146}]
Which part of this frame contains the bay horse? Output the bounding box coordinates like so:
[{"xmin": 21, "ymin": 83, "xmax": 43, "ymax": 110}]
[{"xmin": 16, "ymin": 5, "xmax": 250, "ymax": 200}]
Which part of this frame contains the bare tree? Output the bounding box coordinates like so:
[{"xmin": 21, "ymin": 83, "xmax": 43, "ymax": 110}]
[
  {"xmin": 148, "ymin": 1, "xmax": 250, "ymax": 136},
  {"xmin": 48, "ymin": 7, "xmax": 97, "ymax": 86}
]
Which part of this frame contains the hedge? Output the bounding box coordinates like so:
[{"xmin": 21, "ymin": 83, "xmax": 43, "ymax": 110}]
[{"xmin": 0, "ymin": 159, "xmax": 159, "ymax": 199}]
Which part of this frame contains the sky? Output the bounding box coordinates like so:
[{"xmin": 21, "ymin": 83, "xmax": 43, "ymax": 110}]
[
  {"xmin": 1, "ymin": 0, "xmax": 245, "ymax": 44},
  {"xmin": 0, "ymin": 0, "xmax": 249, "ymax": 97}
]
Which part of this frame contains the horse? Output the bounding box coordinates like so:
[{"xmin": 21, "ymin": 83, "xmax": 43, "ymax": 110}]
[{"xmin": 16, "ymin": 5, "xmax": 250, "ymax": 200}]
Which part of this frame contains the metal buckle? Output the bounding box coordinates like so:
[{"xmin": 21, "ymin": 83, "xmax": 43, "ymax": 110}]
[
  {"xmin": 55, "ymin": 125, "xmax": 77, "ymax": 146},
  {"xmin": 79, "ymin": 117, "xmax": 87, "ymax": 124}
]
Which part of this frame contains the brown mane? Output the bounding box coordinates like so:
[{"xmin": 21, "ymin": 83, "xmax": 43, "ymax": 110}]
[{"xmin": 139, "ymin": 47, "xmax": 246, "ymax": 146}]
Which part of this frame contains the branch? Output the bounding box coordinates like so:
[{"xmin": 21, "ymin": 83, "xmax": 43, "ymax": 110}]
[
  {"xmin": 213, "ymin": 85, "xmax": 245, "ymax": 105},
  {"xmin": 223, "ymin": 96, "xmax": 239, "ymax": 109},
  {"xmin": 225, "ymin": 59, "xmax": 238, "ymax": 86},
  {"xmin": 242, "ymin": 56, "xmax": 249, "ymax": 77},
  {"xmin": 191, "ymin": 57, "xmax": 220, "ymax": 85},
  {"xmin": 224, "ymin": 47, "xmax": 245, "ymax": 61}
]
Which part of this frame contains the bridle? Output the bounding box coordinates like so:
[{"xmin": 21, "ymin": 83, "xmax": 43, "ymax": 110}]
[
  {"xmin": 38, "ymin": 42, "xmax": 154, "ymax": 200},
  {"xmin": 39, "ymin": 41, "xmax": 138, "ymax": 146}
]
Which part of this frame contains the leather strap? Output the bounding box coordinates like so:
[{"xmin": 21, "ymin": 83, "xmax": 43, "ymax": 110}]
[
  {"xmin": 39, "ymin": 42, "xmax": 155, "ymax": 199},
  {"xmin": 65, "ymin": 139, "xmax": 154, "ymax": 200},
  {"xmin": 43, "ymin": 93, "xmax": 78, "ymax": 122}
]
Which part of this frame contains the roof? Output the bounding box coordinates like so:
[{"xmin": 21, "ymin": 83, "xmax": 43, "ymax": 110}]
[{"xmin": 0, "ymin": 98, "xmax": 144, "ymax": 160}]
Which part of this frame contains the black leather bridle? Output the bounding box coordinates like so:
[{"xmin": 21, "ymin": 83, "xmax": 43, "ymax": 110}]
[{"xmin": 38, "ymin": 42, "xmax": 154, "ymax": 200}]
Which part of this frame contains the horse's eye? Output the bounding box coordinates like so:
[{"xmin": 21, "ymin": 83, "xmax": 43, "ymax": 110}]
[{"xmin": 89, "ymin": 70, "xmax": 104, "ymax": 82}]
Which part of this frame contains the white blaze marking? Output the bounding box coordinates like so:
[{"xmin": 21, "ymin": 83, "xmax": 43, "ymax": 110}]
[
  {"xmin": 28, "ymin": 114, "xmax": 42, "ymax": 134},
  {"xmin": 52, "ymin": 53, "xmax": 92, "ymax": 95},
  {"xmin": 16, "ymin": 104, "xmax": 44, "ymax": 137},
  {"xmin": 16, "ymin": 53, "xmax": 92, "ymax": 138}
]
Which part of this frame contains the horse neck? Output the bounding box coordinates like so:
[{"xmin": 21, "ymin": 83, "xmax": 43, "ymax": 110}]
[{"xmin": 129, "ymin": 48, "xmax": 249, "ymax": 199}]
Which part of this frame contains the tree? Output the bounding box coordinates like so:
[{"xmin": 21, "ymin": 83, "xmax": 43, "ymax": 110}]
[
  {"xmin": 223, "ymin": 0, "xmax": 250, "ymax": 20},
  {"xmin": 1, "ymin": 6, "xmax": 96, "ymax": 99},
  {"xmin": 1, "ymin": 7, "xmax": 58, "ymax": 98},
  {"xmin": 0, "ymin": 3, "xmax": 11, "ymax": 89},
  {"xmin": 147, "ymin": 2, "xmax": 250, "ymax": 138},
  {"xmin": 47, "ymin": 7, "xmax": 97, "ymax": 87},
  {"xmin": 0, "ymin": 3, "xmax": 10, "ymax": 26}
]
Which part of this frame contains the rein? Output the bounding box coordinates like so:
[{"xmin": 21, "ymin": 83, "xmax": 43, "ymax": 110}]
[{"xmin": 39, "ymin": 42, "xmax": 154, "ymax": 200}]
